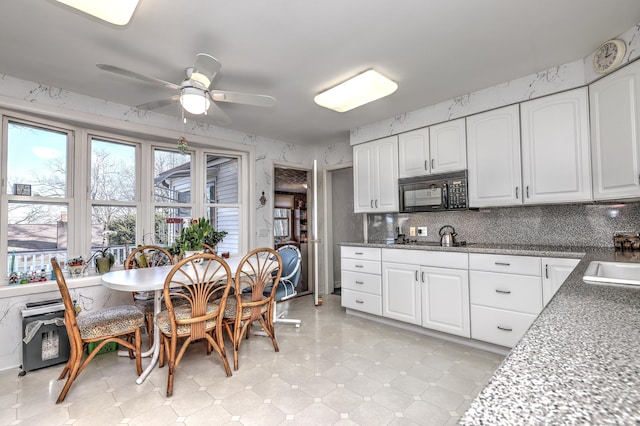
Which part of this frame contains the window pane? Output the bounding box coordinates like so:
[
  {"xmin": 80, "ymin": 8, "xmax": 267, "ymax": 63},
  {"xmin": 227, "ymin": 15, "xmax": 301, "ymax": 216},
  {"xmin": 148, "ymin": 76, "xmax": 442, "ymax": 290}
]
[
  {"xmin": 91, "ymin": 139, "xmax": 136, "ymax": 201},
  {"xmin": 7, "ymin": 122, "xmax": 67, "ymax": 197},
  {"xmin": 208, "ymin": 207, "xmax": 238, "ymax": 255},
  {"xmin": 91, "ymin": 206, "xmax": 137, "ymax": 266},
  {"xmin": 206, "ymin": 155, "xmax": 238, "ymax": 203},
  {"xmin": 154, "ymin": 207, "xmax": 192, "ymax": 248},
  {"xmin": 154, "ymin": 149, "xmax": 192, "ymax": 203},
  {"xmin": 7, "ymin": 202, "xmax": 68, "ymax": 277}
]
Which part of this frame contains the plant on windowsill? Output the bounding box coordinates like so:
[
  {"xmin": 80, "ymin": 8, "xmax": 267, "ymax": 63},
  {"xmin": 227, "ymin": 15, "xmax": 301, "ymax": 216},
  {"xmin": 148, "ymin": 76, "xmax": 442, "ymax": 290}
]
[{"xmin": 88, "ymin": 230, "xmax": 116, "ymax": 274}]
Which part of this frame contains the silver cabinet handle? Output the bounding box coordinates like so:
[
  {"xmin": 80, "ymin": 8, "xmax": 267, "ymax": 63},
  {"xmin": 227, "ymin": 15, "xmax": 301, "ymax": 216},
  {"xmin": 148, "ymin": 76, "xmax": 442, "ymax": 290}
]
[
  {"xmin": 421, "ymin": 271, "xmax": 425, "ymax": 283},
  {"xmin": 545, "ymin": 264, "xmax": 549, "ymax": 279},
  {"xmin": 526, "ymin": 186, "xmax": 530, "ymax": 198},
  {"xmin": 495, "ymin": 262, "xmax": 510, "ymax": 266},
  {"xmin": 375, "ymin": 199, "xmax": 378, "ymax": 208},
  {"xmin": 515, "ymin": 187, "xmax": 519, "ymax": 199},
  {"xmin": 371, "ymin": 200, "xmax": 374, "ymax": 208},
  {"xmin": 497, "ymin": 326, "xmax": 513, "ymax": 332},
  {"xmin": 415, "ymin": 271, "xmax": 419, "ymax": 281},
  {"xmin": 355, "ymin": 299, "xmax": 364, "ymax": 304},
  {"xmin": 355, "ymin": 265, "xmax": 363, "ymax": 268},
  {"xmin": 355, "ymin": 252, "xmax": 364, "ymax": 255},
  {"xmin": 495, "ymin": 289, "xmax": 511, "ymax": 294},
  {"xmin": 431, "ymin": 159, "xmax": 435, "ymax": 170},
  {"xmin": 355, "ymin": 280, "xmax": 364, "ymax": 284},
  {"xmin": 424, "ymin": 160, "xmax": 429, "ymax": 171}
]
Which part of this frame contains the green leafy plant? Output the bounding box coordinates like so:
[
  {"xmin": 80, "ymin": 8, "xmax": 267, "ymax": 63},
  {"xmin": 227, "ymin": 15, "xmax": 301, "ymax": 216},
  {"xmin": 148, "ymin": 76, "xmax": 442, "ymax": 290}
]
[{"xmin": 175, "ymin": 217, "xmax": 226, "ymax": 255}]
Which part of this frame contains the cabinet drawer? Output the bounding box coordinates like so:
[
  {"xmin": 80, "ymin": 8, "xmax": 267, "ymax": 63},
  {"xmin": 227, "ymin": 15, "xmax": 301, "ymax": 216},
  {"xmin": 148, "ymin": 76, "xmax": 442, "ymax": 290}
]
[
  {"xmin": 342, "ymin": 289, "xmax": 382, "ymax": 316},
  {"xmin": 341, "ymin": 270, "xmax": 382, "ymax": 295},
  {"xmin": 469, "ymin": 253, "xmax": 540, "ymax": 275},
  {"xmin": 470, "ymin": 305, "xmax": 536, "ymax": 348},
  {"xmin": 342, "ymin": 258, "xmax": 380, "ymax": 275},
  {"xmin": 470, "ymin": 271, "xmax": 542, "ymax": 314},
  {"xmin": 382, "ymin": 248, "xmax": 468, "ymax": 269},
  {"xmin": 341, "ymin": 246, "xmax": 381, "ymax": 261}
]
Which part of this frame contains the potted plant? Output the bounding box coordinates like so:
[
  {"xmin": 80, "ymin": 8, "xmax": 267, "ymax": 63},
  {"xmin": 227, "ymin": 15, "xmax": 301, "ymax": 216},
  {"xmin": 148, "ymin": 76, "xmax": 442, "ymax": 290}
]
[
  {"xmin": 175, "ymin": 217, "xmax": 227, "ymax": 258},
  {"xmin": 93, "ymin": 247, "xmax": 115, "ymax": 274}
]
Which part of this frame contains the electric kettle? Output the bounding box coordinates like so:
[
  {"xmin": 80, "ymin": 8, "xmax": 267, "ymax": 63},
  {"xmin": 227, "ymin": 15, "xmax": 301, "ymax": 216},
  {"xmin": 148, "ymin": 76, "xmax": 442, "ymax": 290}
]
[{"xmin": 439, "ymin": 225, "xmax": 457, "ymax": 247}]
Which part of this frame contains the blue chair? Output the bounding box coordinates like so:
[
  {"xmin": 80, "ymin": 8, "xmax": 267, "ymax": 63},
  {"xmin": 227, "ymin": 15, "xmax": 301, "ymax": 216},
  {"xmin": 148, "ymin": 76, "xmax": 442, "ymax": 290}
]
[{"xmin": 265, "ymin": 244, "xmax": 302, "ymax": 327}]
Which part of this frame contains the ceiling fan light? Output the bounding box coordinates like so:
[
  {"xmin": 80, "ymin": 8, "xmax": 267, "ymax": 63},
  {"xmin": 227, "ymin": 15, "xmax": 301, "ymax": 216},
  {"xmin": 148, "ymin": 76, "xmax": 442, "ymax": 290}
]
[
  {"xmin": 180, "ymin": 87, "xmax": 211, "ymax": 115},
  {"xmin": 55, "ymin": 0, "xmax": 139, "ymax": 26},
  {"xmin": 314, "ymin": 69, "xmax": 398, "ymax": 112}
]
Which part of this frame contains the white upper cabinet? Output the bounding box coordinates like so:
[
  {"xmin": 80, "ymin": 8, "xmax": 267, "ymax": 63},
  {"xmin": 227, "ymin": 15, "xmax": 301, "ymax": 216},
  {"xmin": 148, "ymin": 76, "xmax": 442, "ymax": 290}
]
[
  {"xmin": 590, "ymin": 59, "xmax": 640, "ymax": 200},
  {"xmin": 429, "ymin": 118, "xmax": 467, "ymax": 174},
  {"xmin": 353, "ymin": 136, "xmax": 399, "ymax": 213},
  {"xmin": 467, "ymin": 105, "xmax": 522, "ymax": 207},
  {"xmin": 398, "ymin": 127, "xmax": 430, "ymax": 177},
  {"xmin": 520, "ymin": 87, "xmax": 592, "ymax": 204},
  {"xmin": 398, "ymin": 119, "xmax": 466, "ymax": 178}
]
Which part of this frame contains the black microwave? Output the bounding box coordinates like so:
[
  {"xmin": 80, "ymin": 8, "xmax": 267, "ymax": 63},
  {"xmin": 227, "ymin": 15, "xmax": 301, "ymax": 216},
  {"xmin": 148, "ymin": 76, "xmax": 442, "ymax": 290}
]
[{"xmin": 398, "ymin": 170, "xmax": 468, "ymax": 212}]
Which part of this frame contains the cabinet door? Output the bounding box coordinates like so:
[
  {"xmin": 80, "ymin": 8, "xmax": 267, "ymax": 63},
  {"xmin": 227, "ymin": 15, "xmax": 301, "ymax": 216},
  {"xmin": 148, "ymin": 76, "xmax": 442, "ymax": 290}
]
[
  {"xmin": 467, "ymin": 105, "xmax": 522, "ymax": 207},
  {"xmin": 382, "ymin": 262, "xmax": 421, "ymax": 325},
  {"xmin": 399, "ymin": 128, "xmax": 430, "ymax": 178},
  {"xmin": 541, "ymin": 257, "xmax": 579, "ymax": 306},
  {"xmin": 429, "ymin": 118, "xmax": 467, "ymax": 174},
  {"xmin": 590, "ymin": 59, "xmax": 640, "ymax": 200},
  {"xmin": 521, "ymin": 88, "xmax": 592, "ymax": 204},
  {"xmin": 375, "ymin": 136, "xmax": 399, "ymax": 211},
  {"xmin": 421, "ymin": 266, "xmax": 470, "ymax": 337},
  {"xmin": 353, "ymin": 142, "xmax": 375, "ymax": 213}
]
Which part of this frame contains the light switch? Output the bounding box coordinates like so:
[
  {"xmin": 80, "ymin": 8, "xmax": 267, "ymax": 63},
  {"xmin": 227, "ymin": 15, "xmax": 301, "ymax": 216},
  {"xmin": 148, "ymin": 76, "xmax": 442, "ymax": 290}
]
[
  {"xmin": 418, "ymin": 226, "xmax": 428, "ymax": 236},
  {"xmin": 409, "ymin": 227, "xmax": 416, "ymax": 237}
]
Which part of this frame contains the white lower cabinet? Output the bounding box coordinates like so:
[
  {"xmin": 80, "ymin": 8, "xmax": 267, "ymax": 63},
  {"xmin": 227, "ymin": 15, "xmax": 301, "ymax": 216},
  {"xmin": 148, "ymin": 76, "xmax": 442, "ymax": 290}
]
[
  {"xmin": 381, "ymin": 249, "xmax": 470, "ymax": 337},
  {"xmin": 420, "ymin": 266, "xmax": 470, "ymax": 337},
  {"xmin": 341, "ymin": 246, "xmax": 382, "ymax": 315},
  {"xmin": 469, "ymin": 253, "xmax": 542, "ymax": 348},
  {"xmin": 382, "ymin": 262, "xmax": 421, "ymax": 325},
  {"xmin": 342, "ymin": 247, "xmax": 573, "ymax": 348},
  {"xmin": 541, "ymin": 257, "xmax": 580, "ymax": 306}
]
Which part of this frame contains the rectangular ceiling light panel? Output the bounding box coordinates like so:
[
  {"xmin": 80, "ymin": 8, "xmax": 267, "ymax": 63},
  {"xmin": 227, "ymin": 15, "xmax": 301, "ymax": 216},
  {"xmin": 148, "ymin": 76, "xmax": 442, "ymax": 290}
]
[
  {"xmin": 314, "ymin": 69, "xmax": 398, "ymax": 112},
  {"xmin": 56, "ymin": 0, "xmax": 139, "ymax": 25}
]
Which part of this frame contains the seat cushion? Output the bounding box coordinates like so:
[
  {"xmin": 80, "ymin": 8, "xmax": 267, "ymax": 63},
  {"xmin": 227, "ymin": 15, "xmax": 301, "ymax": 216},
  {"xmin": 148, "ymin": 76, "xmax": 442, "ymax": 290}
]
[
  {"xmin": 156, "ymin": 302, "xmax": 221, "ymax": 336},
  {"xmin": 77, "ymin": 305, "xmax": 145, "ymax": 340},
  {"xmin": 223, "ymin": 294, "xmax": 268, "ymax": 319},
  {"xmin": 134, "ymin": 298, "xmax": 155, "ymax": 315}
]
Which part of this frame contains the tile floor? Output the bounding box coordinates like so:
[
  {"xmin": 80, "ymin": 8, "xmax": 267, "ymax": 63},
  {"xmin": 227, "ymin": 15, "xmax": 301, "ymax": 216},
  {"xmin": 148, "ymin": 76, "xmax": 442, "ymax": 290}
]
[{"xmin": 0, "ymin": 294, "xmax": 504, "ymax": 425}]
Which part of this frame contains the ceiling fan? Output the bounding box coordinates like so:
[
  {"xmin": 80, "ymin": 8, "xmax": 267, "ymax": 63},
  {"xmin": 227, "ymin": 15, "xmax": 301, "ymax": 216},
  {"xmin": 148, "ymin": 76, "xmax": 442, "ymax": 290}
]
[{"xmin": 97, "ymin": 53, "xmax": 277, "ymax": 125}]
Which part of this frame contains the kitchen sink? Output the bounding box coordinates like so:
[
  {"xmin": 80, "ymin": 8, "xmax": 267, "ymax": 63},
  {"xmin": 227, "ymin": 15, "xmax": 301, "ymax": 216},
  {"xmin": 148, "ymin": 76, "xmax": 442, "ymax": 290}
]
[{"xmin": 582, "ymin": 261, "xmax": 640, "ymax": 287}]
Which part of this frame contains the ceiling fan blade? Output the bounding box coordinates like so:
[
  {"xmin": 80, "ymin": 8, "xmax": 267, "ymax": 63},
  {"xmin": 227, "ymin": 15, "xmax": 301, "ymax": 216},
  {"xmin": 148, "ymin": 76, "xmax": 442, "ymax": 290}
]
[
  {"xmin": 191, "ymin": 54, "xmax": 222, "ymax": 89},
  {"xmin": 203, "ymin": 101, "xmax": 232, "ymax": 125},
  {"xmin": 210, "ymin": 90, "xmax": 277, "ymax": 107},
  {"xmin": 97, "ymin": 64, "xmax": 181, "ymax": 91},
  {"xmin": 136, "ymin": 95, "xmax": 180, "ymax": 111}
]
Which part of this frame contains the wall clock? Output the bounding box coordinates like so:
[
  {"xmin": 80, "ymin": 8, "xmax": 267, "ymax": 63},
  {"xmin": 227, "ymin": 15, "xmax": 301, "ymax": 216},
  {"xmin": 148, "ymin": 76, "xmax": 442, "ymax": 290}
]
[{"xmin": 593, "ymin": 39, "xmax": 627, "ymax": 74}]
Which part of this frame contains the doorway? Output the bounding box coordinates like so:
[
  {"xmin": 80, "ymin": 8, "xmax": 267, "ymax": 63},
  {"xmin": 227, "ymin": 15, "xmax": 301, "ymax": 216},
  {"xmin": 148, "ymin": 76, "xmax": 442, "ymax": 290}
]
[
  {"xmin": 273, "ymin": 165, "xmax": 312, "ymax": 296},
  {"xmin": 325, "ymin": 165, "xmax": 363, "ymax": 295}
]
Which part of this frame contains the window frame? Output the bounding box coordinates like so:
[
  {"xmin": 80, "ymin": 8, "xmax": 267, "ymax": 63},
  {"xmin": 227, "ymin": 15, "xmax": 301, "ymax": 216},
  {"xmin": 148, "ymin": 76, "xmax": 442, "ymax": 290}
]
[{"xmin": 1, "ymin": 110, "xmax": 251, "ymax": 282}]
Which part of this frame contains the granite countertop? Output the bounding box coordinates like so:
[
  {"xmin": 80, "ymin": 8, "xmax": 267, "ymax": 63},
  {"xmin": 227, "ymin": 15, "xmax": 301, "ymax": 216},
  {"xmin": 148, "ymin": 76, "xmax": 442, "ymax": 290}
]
[{"xmin": 341, "ymin": 242, "xmax": 640, "ymax": 423}]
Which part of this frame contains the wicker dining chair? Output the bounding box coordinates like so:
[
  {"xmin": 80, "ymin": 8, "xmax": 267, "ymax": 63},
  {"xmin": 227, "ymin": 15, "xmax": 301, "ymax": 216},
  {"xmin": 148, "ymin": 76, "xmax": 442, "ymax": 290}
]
[
  {"xmin": 156, "ymin": 253, "xmax": 233, "ymax": 397},
  {"xmin": 124, "ymin": 245, "xmax": 174, "ymax": 348},
  {"xmin": 50, "ymin": 257, "xmax": 144, "ymax": 404},
  {"xmin": 222, "ymin": 248, "xmax": 283, "ymax": 370}
]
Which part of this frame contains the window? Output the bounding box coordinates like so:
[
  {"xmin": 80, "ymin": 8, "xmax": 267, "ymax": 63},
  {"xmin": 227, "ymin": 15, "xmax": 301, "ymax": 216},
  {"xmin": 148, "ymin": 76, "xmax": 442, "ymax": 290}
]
[
  {"xmin": 89, "ymin": 136, "xmax": 139, "ymax": 266},
  {"xmin": 3, "ymin": 118, "xmax": 72, "ymax": 278},
  {"xmin": 152, "ymin": 148, "xmax": 193, "ymax": 248},
  {"xmin": 2, "ymin": 111, "xmax": 248, "ymax": 282},
  {"xmin": 205, "ymin": 154, "xmax": 240, "ymax": 255}
]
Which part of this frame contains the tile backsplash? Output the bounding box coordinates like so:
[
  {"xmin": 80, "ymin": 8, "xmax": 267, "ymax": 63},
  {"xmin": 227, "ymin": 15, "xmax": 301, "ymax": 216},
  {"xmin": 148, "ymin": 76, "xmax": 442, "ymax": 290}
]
[{"xmin": 367, "ymin": 202, "xmax": 640, "ymax": 247}]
